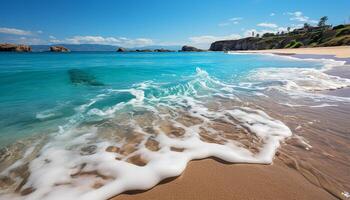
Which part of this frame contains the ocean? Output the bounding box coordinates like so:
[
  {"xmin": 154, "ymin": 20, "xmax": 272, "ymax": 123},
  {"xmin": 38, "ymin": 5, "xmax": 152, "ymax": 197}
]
[{"xmin": 0, "ymin": 52, "xmax": 349, "ymax": 199}]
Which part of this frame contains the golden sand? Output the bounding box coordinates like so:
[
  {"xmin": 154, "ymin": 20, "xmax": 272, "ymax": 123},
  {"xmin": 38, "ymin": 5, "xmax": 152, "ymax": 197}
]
[{"xmin": 233, "ymin": 46, "xmax": 350, "ymax": 58}]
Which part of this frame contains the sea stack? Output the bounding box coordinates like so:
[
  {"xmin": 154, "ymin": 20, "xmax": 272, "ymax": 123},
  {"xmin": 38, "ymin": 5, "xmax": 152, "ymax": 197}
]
[
  {"xmin": 117, "ymin": 47, "xmax": 126, "ymax": 52},
  {"xmin": 180, "ymin": 45, "xmax": 204, "ymax": 52},
  {"xmin": 50, "ymin": 46, "xmax": 70, "ymax": 52},
  {"xmin": 0, "ymin": 43, "xmax": 32, "ymax": 52}
]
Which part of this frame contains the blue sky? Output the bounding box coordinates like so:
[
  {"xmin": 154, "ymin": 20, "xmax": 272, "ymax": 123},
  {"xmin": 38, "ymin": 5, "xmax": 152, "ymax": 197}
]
[{"xmin": 0, "ymin": 0, "xmax": 349, "ymax": 48}]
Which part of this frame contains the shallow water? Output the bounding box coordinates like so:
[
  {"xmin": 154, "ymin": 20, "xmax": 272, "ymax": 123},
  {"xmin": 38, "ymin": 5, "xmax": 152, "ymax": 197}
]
[{"xmin": 0, "ymin": 52, "xmax": 349, "ymax": 200}]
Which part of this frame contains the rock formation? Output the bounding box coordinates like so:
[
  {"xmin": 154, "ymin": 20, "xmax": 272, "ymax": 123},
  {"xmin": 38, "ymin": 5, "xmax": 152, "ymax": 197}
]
[
  {"xmin": 135, "ymin": 49, "xmax": 152, "ymax": 52},
  {"xmin": 154, "ymin": 48, "xmax": 175, "ymax": 52},
  {"xmin": 50, "ymin": 46, "xmax": 70, "ymax": 52},
  {"xmin": 117, "ymin": 47, "xmax": 126, "ymax": 52},
  {"xmin": 0, "ymin": 44, "xmax": 31, "ymax": 52},
  {"xmin": 209, "ymin": 37, "xmax": 262, "ymax": 51},
  {"xmin": 180, "ymin": 45, "xmax": 204, "ymax": 52},
  {"xmin": 210, "ymin": 24, "xmax": 350, "ymax": 51}
]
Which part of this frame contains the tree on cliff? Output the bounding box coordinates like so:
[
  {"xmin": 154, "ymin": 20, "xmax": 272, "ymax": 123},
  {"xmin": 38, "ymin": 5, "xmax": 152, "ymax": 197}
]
[
  {"xmin": 318, "ymin": 16, "xmax": 328, "ymax": 27},
  {"xmin": 303, "ymin": 23, "xmax": 311, "ymax": 31}
]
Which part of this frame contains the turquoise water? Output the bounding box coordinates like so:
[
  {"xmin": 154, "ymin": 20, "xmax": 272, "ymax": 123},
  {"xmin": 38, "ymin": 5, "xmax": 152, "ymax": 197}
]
[
  {"xmin": 0, "ymin": 52, "xmax": 325, "ymax": 145},
  {"xmin": 3, "ymin": 51, "xmax": 350, "ymax": 200}
]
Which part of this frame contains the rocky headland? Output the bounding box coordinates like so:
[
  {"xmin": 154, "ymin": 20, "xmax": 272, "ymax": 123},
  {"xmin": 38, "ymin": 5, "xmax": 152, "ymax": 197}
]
[{"xmin": 210, "ymin": 24, "xmax": 350, "ymax": 51}]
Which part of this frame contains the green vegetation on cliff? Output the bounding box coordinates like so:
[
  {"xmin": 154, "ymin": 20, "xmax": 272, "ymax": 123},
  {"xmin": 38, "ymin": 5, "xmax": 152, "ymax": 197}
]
[{"xmin": 210, "ymin": 19, "xmax": 350, "ymax": 51}]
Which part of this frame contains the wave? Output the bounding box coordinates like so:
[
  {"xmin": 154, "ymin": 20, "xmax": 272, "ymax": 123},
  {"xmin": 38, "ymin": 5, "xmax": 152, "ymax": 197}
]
[
  {"xmin": 2, "ymin": 54, "xmax": 349, "ymax": 199},
  {"xmin": 249, "ymin": 67, "xmax": 350, "ymax": 91},
  {"xmin": 0, "ymin": 68, "xmax": 293, "ymax": 200},
  {"xmin": 228, "ymin": 52, "xmax": 350, "ymax": 104}
]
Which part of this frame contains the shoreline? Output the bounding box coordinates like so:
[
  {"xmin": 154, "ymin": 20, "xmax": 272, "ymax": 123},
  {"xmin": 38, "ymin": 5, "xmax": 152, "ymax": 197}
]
[
  {"xmin": 231, "ymin": 46, "xmax": 350, "ymax": 59},
  {"xmin": 112, "ymin": 48, "xmax": 350, "ymax": 200},
  {"xmin": 1, "ymin": 49, "xmax": 349, "ymax": 199}
]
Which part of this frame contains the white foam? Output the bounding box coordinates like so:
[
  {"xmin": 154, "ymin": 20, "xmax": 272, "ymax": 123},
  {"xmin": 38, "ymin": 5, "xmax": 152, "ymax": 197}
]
[
  {"xmin": 250, "ymin": 67, "xmax": 350, "ymax": 92},
  {"xmin": 229, "ymin": 51, "xmax": 350, "ymax": 97},
  {"xmin": 0, "ymin": 69, "xmax": 292, "ymax": 200}
]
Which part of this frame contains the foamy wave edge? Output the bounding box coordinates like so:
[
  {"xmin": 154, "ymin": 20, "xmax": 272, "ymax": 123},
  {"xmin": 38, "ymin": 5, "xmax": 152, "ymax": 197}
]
[
  {"xmin": 0, "ymin": 68, "xmax": 293, "ymax": 200},
  {"xmin": 228, "ymin": 51, "xmax": 350, "ymax": 93}
]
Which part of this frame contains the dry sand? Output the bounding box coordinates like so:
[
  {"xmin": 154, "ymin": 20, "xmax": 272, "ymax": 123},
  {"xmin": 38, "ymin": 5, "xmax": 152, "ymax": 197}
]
[{"xmin": 233, "ymin": 46, "xmax": 350, "ymax": 58}]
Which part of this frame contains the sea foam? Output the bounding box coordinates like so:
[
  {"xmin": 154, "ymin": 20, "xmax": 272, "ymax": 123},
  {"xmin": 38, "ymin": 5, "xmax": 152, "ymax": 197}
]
[{"xmin": 0, "ymin": 68, "xmax": 292, "ymax": 200}]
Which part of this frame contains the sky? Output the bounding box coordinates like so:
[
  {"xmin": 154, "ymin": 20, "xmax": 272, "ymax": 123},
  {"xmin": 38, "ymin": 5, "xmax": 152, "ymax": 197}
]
[{"xmin": 0, "ymin": 0, "xmax": 350, "ymax": 48}]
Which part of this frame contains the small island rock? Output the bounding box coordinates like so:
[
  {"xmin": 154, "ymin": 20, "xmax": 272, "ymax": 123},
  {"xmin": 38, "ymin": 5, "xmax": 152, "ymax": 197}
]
[
  {"xmin": 50, "ymin": 46, "xmax": 70, "ymax": 52},
  {"xmin": 117, "ymin": 47, "xmax": 126, "ymax": 52},
  {"xmin": 154, "ymin": 48, "xmax": 174, "ymax": 52},
  {"xmin": 180, "ymin": 45, "xmax": 204, "ymax": 52},
  {"xmin": 0, "ymin": 43, "xmax": 32, "ymax": 52}
]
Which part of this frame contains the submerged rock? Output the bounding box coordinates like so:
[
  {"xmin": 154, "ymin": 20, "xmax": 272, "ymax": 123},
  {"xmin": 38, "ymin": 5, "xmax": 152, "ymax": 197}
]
[
  {"xmin": 50, "ymin": 46, "xmax": 70, "ymax": 52},
  {"xmin": 0, "ymin": 43, "xmax": 31, "ymax": 52},
  {"xmin": 68, "ymin": 69, "xmax": 104, "ymax": 86},
  {"xmin": 180, "ymin": 45, "xmax": 204, "ymax": 52}
]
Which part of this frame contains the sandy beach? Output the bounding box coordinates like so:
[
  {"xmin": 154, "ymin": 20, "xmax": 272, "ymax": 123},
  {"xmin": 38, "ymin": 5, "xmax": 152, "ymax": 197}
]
[
  {"xmin": 233, "ymin": 46, "xmax": 350, "ymax": 58},
  {"xmin": 112, "ymin": 47, "xmax": 350, "ymax": 200},
  {"xmin": 115, "ymin": 159, "xmax": 336, "ymax": 200}
]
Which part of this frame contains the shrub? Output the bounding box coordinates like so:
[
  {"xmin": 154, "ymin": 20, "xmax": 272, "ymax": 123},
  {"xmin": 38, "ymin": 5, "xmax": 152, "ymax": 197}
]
[
  {"xmin": 262, "ymin": 33, "xmax": 275, "ymax": 37},
  {"xmin": 336, "ymin": 28, "xmax": 350, "ymax": 37},
  {"xmin": 333, "ymin": 24, "xmax": 345, "ymax": 30},
  {"xmin": 291, "ymin": 42, "xmax": 303, "ymax": 48},
  {"xmin": 284, "ymin": 40, "xmax": 296, "ymax": 48}
]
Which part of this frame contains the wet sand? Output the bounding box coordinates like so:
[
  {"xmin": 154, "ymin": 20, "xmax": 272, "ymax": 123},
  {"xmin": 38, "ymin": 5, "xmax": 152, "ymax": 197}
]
[
  {"xmin": 2, "ymin": 50, "xmax": 349, "ymax": 200},
  {"xmin": 115, "ymin": 159, "xmax": 336, "ymax": 200},
  {"xmin": 233, "ymin": 46, "xmax": 350, "ymax": 58},
  {"xmin": 111, "ymin": 97, "xmax": 350, "ymax": 200},
  {"xmin": 112, "ymin": 52, "xmax": 350, "ymax": 200}
]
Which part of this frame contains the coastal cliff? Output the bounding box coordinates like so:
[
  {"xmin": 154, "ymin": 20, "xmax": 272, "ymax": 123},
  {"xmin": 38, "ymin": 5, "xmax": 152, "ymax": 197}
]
[
  {"xmin": 0, "ymin": 44, "xmax": 32, "ymax": 52},
  {"xmin": 210, "ymin": 24, "xmax": 350, "ymax": 51},
  {"xmin": 50, "ymin": 46, "xmax": 70, "ymax": 52}
]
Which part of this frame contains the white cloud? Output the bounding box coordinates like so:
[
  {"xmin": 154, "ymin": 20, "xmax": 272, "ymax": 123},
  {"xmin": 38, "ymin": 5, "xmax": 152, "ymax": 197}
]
[
  {"xmin": 218, "ymin": 17, "xmax": 243, "ymax": 26},
  {"xmin": 11, "ymin": 37, "xmax": 46, "ymax": 45},
  {"xmin": 49, "ymin": 35, "xmax": 154, "ymax": 47},
  {"xmin": 244, "ymin": 26, "xmax": 289, "ymax": 37},
  {"xmin": 0, "ymin": 27, "xmax": 32, "ymax": 35},
  {"xmin": 270, "ymin": 13, "xmax": 275, "ymax": 16},
  {"xmin": 66, "ymin": 36, "xmax": 120, "ymax": 44},
  {"xmin": 257, "ymin": 23, "xmax": 278, "ymax": 28},
  {"xmin": 189, "ymin": 34, "xmax": 241, "ymax": 48},
  {"xmin": 37, "ymin": 30, "xmax": 43, "ymax": 34},
  {"xmin": 229, "ymin": 17, "xmax": 243, "ymax": 21},
  {"xmin": 48, "ymin": 35, "xmax": 63, "ymax": 43},
  {"xmin": 287, "ymin": 11, "xmax": 317, "ymax": 24}
]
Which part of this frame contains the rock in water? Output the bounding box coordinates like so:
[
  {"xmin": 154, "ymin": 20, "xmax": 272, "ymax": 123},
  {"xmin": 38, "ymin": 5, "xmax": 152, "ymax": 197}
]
[
  {"xmin": 50, "ymin": 46, "xmax": 70, "ymax": 52},
  {"xmin": 154, "ymin": 48, "xmax": 174, "ymax": 52},
  {"xmin": 68, "ymin": 69, "xmax": 104, "ymax": 86},
  {"xmin": 180, "ymin": 45, "xmax": 204, "ymax": 52},
  {"xmin": 117, "ymin": 47, "xmax": 126, "ymax": 52},
  {"xmin": 136, "ymin": 49, "xmax": 152, "ymax": 52},
  {"xmin": 0, "ymin": 43, "xmax": 31, "ymax": 52}
]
